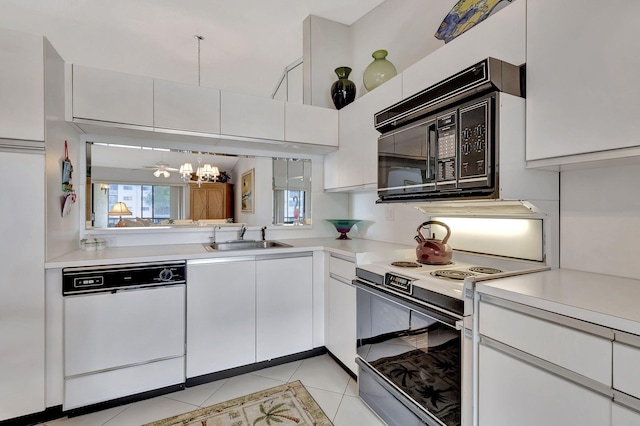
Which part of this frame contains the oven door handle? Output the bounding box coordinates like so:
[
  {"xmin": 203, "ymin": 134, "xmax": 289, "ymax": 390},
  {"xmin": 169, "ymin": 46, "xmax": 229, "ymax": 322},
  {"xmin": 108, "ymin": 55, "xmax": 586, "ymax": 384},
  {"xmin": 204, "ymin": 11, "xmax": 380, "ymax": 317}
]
[{"xmin": 353, "ymin": 279, "xmax": 462, "ymax": 329}]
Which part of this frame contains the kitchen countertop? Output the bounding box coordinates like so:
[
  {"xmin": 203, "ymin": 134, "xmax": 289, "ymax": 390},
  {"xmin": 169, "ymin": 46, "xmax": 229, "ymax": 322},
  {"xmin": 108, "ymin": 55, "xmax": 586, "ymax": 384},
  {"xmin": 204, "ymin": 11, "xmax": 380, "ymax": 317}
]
[
  {"xmin": 476, "ymin": 268, "xmax": 640, "ymax": 335},
  {"xmin": 45, "ymin": 237, "xmax": 413, "ymax": 269}
]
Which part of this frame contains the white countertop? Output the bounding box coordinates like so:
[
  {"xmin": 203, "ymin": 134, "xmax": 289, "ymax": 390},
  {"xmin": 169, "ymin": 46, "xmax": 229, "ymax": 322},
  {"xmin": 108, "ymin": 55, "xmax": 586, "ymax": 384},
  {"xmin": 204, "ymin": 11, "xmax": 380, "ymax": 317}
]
[
  {"xmin": 45, "ymin": 237, "xmax": 413, "ymax": 269},
  {"xmin": 476, "ymin": 268, "xmax": 640, "ymax": 335}
]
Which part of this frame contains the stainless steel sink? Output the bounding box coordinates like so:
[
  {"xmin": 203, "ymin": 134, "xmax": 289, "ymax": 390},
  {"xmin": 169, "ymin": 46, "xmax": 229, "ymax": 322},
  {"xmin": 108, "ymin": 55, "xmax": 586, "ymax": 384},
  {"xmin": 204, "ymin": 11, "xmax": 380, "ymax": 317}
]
[{"xmin": 203, "ymin": 240, "xmax": 292, "ymax": 252}]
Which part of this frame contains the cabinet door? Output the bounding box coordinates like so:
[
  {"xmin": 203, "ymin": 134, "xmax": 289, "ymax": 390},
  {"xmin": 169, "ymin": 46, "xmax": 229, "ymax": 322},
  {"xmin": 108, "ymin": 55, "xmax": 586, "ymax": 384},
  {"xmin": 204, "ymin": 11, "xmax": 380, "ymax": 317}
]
[
  {"xmin": 328, "ymin": 76, "xmax": 402, "ymax": 190},
  {"xmin": 186, "ymin": 259, "xmax": 256, "ymax": 378},
  {"xmin": 0, "ymin": 152, "xmax": 45, "ymax": 420},
  {"xmin": 72, "ymin": 65, "xmax": 153, "ymax": 127},
  {"xmin": 220, "ymin": 91, "xmax": 284, "ymax": 140},
  {"xmin": 526, "ymin": 1, "xmax": 640, "ymax": 161},
  {"xmin": 285, "ymin": 103, "xmax": 338, "ymax": 146},
  {"xmin": 478, "ymin": 343, "xmax": 611, "ymax": 426},
  {"xmin": 256, "ymin": 254, "xmax": 313, "ymax": 361},
  {"xmin": 327, "ymin": 276, "xmax": 357, "ymax": 375},
  {"xmin": 190, "ymin": 184, "xmax": 233, "ymax": 220},
  {"xmin": 190, "ymin": 186, "xmax": 208, "ymax": 221},
  {"xmin": 206, "ymin": 186, "xmax": 225, "ymax": 219},
  {"xmin": 154, "ymin": 79, "xmax": 220, "ymax": 134},
  {"xmin": 0, "ymin": 28, "xmax": 44, "ymax": 142}
]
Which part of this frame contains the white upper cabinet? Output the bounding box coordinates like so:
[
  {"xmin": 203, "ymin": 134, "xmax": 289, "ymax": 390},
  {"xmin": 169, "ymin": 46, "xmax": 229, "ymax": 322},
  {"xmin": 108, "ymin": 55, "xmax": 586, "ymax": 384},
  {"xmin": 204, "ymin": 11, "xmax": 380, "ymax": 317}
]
[
  {"xmin": 285, "ymin": 103, "xmax": 338, "ymax": 147},
  {"xmin": 72, "ymin": 65, "xmax": 154, "ymax": 127},
  {"xmin": 325, "ymin": 75, "xmax": 402, "ymax": 190},
  {"xmin": 0, "ymin": 28, "xmax": 45, "ymax": 142},
  {"xmin": 526, "ymin": 0, "xmax": 640, "ymax": 165},
  {"xmin": 220, "ymin": 91, "xmax": 284, "ymax": 141},
  {"xmin": 154, "ymin": 79, "xmax": 220, "ymax": 134},
  {"xmin": 402, "ymin": 0, "xmax": 526, "ymax": 98}
]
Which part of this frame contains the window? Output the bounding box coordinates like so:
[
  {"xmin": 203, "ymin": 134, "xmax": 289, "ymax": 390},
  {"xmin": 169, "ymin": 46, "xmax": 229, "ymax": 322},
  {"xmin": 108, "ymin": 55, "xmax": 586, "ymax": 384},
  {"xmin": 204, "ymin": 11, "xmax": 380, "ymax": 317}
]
[{"xmin": 105, "ymin": 184, "xmax": 174, "ymax": 227}]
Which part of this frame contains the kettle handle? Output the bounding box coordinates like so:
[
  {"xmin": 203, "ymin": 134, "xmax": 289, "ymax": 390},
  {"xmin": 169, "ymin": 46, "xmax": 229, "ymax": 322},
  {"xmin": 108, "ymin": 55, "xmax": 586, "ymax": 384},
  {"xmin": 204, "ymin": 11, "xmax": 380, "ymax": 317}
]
[{"xmin": 416, "ymin": 220, "xmax": 451, "ymax": 244}]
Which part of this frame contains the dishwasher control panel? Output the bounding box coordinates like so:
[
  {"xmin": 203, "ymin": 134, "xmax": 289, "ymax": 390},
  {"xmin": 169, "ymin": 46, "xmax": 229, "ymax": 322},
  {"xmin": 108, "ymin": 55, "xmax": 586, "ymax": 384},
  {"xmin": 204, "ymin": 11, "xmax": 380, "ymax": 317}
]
[{"xmin": 62, "ymin": 261, "xmax": 186, "ymax": 295}]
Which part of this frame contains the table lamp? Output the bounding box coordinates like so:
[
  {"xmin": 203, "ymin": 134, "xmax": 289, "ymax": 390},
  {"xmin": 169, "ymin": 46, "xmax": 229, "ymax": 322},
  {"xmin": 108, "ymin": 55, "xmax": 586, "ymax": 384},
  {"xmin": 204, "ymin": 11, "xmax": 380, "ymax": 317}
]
[{"xmin": 108, "ymin": 201, "xmax": 132, "ymax": 227}]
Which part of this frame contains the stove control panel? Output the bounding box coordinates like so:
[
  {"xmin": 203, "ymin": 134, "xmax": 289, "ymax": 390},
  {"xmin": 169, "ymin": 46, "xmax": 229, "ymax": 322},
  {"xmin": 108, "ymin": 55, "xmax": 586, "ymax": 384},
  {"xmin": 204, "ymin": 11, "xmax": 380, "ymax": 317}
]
[{"xmin": 384, "ymin": 273, "xmax": 414, "ymax": 295}]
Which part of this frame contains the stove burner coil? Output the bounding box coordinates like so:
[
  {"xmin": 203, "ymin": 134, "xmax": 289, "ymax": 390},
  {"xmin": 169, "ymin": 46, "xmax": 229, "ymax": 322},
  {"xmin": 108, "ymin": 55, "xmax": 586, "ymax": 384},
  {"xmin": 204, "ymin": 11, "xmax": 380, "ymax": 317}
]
[
  {"xmin": 431, "ymin": 270, "xmax": 476, "ymax": 280},
  {"xmin": 391, "ymin": 261, "xmax": 422, "ymax": 268},
  {"xmin": 468, "ymin": 266, "xmax": 503, "ymax": 274}
]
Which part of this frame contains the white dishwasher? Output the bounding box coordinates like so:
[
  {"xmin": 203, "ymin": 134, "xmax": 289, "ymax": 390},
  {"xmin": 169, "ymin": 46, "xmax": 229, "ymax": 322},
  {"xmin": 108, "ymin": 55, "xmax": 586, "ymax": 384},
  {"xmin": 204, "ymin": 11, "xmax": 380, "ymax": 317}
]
[{"xmin": 62, "ymin": 262, "xmax": 186, "ymax": 413}]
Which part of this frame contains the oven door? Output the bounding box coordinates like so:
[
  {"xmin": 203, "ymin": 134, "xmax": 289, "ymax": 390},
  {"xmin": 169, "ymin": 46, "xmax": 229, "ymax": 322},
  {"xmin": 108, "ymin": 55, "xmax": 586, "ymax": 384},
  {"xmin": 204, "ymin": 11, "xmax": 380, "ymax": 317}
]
[{"xmin": 355, "ymin": 280, "xmax": 463, "ymax": 426}]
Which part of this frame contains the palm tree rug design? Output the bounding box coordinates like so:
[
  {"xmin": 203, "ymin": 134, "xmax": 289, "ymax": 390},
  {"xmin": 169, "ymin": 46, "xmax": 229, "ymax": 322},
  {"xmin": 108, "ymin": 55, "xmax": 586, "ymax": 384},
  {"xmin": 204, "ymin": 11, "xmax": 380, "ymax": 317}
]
[{"xmin": 144, "ymin": 380, "xmax": 333, "ymax": 426}]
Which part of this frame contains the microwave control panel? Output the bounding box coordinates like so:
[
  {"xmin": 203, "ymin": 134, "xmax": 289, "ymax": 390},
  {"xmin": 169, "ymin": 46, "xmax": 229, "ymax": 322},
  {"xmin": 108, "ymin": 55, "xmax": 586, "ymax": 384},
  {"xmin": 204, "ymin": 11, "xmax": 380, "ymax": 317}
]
[
  {"xmin": 459, "ymin": 99, "xmax": 490, "ymax": 183},
  {"xmin": 436, "ymin": 112, "xmax": 457, "ymax": 188}
]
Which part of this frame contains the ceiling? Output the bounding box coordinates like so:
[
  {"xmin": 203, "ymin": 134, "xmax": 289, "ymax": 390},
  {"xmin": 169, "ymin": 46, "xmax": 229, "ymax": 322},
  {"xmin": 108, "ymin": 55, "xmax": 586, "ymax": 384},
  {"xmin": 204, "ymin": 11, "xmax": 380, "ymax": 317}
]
[{"xmin": 0, "ymin": 0, "xmax": 386, "ymax": 97}]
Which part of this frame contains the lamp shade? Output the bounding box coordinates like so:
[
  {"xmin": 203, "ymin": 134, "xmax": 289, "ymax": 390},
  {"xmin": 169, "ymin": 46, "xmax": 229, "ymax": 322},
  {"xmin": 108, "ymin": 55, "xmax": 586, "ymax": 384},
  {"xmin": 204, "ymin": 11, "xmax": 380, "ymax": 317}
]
[
  {"xmin": 108, "ymin": 201, "xmax": 132, "ymax": 216},
  {"xmin": 179, "ymin": 163, "xmax": 193, "ymax": 175}
]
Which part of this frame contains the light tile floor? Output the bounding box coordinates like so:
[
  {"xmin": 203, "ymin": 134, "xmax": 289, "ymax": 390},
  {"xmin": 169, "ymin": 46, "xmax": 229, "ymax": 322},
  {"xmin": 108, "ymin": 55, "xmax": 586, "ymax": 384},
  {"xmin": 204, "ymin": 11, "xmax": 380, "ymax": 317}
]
[{"xmin": 39, "ymin": 354, "xmax": 387, "ymax": 426}]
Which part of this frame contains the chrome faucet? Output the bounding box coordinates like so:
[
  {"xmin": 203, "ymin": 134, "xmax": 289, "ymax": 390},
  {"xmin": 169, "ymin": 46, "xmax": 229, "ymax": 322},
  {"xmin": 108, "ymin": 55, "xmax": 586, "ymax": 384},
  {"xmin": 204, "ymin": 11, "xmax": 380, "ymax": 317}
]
[
  {"xmin": 211, "ymin": 225, "xmax": 221, "ymax": 243},
  {"xmin": 238, "ymin": 224, "xmax": 247, "ymax": 240}
]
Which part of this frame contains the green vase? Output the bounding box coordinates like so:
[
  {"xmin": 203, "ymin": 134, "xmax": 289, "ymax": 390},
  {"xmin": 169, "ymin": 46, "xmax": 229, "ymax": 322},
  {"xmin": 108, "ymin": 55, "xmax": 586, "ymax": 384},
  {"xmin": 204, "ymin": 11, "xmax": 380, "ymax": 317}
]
[{"xmin": 363, "ymin": 50, "xmax": 397, "ymax": 91}]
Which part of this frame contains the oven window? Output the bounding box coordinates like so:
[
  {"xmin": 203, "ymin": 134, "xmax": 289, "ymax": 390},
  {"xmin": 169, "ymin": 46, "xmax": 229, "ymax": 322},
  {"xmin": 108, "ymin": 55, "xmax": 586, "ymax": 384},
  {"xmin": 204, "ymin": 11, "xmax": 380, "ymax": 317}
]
[{"xmin": 357, "ymin": 293, "xmax": 461, "ymax": 426}]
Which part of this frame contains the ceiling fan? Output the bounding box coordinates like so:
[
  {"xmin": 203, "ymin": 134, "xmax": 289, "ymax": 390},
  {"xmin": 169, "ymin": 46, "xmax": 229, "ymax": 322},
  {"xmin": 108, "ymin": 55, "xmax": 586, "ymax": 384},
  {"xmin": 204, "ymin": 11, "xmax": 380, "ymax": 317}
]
[{"xmin": 143, "ymin": 161, "xmax": 179, "ymax": 178}]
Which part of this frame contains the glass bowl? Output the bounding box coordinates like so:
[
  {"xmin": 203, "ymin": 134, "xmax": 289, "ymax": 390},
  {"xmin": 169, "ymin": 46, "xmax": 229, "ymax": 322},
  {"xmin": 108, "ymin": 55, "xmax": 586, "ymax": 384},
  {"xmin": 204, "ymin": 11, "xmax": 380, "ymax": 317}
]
[{"xmin": 326, "ymin": 219, "xmax": 362, "ymax": 240}]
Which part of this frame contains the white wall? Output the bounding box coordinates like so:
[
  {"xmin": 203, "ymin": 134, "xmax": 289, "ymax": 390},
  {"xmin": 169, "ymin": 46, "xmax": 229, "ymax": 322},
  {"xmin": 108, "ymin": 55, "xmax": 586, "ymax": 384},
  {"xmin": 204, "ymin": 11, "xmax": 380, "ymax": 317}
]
[
  {"xmin": 561, "ymin": 164, "xmax": 640, "ymax": 280},
  {"xmin": 44, "ymin": 38, "xmax": 82, "ymax": 260},
  {"xmin": 349, "ymin": 192, "xmax": 427, "ymax": 246},
  {"xmin": 304, "ymin": 0, "xmax": 455, "ymax": 107},
  {"xmin": 348, "ymin": 0, "xmax": 453, "ymax": 98}
]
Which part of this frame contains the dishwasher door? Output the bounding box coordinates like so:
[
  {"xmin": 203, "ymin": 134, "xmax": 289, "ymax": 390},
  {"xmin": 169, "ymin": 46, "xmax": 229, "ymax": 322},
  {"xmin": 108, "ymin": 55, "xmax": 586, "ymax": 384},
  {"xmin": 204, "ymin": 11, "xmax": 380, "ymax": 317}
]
[{"xmin": 63, "ymin": 284, "xmax": 185, "ymax": 410}]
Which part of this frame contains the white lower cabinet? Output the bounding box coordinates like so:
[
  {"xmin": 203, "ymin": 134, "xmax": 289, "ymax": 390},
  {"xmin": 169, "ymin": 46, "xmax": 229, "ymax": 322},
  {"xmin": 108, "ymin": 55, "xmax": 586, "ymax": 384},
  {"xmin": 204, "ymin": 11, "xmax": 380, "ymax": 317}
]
[
  {"xmin": 477, "ymin": 296, "xmax": 615, "ymax": 426},
  {"xmin": 327, "ymin": 276, "xmax": 356, "ymax": 374},
  {"xmin": 186, "ymin": 258, "xmax": 256, "ymax": 378},
  {"xmin": 256, "ymin": 253, "xmax": 313, "ymax": 361},
  {"xmin": 478, "ymin": 342, "xmax": 611, "ymax": 426},
  {"xmin": 0, "ymin": 152, "xmax": 45, "ymax": 421},
  {"xmin": 326, "ymin": 254, "xmax": 357, "ymax": 375}
]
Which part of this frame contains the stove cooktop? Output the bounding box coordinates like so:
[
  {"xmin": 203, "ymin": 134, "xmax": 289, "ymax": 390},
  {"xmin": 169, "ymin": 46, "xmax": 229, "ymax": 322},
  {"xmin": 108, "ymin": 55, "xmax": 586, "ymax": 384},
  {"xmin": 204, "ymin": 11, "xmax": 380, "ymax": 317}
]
[{"xmin": 356, "ymin": 249, "xmax": 547, "ymax": 301}]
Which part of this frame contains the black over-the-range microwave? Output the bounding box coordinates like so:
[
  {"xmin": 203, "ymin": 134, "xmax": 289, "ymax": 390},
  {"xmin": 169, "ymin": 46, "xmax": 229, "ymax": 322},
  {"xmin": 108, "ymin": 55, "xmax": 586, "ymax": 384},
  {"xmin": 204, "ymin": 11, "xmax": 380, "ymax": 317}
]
[{"xmin": 376, "ymin": 57, "xmax": 524, "ymax": 203}]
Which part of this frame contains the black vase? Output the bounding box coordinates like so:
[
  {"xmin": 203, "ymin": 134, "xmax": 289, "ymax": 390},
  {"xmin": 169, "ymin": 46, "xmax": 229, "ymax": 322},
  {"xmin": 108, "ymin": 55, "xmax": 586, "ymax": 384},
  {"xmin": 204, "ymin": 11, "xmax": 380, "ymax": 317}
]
[{"xmin": 331, "ymin": 67, "xmax": 356, "ymax": 110}]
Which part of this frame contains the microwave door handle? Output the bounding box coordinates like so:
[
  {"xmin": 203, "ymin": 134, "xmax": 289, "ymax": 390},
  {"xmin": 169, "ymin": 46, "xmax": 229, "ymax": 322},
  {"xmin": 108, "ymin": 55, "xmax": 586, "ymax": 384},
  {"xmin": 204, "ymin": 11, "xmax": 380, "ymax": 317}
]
[{"xmin": 427, "ymin": 122, "xmax": 436, "ymax": 184}]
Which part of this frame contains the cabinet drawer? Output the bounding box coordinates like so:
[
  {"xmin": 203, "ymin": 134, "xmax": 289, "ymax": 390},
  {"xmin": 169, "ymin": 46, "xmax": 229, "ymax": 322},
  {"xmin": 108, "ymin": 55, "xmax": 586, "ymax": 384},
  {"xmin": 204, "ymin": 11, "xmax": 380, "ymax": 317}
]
[
  {"xmin": 329, "ymin": 254, "xmax": 355, "ymax": 279},
  {"xmin": 479, "ymin": 300, "xmax": 612, "ymax": 385},
  {"xmin": 614, "ymin": 339, "xmax": 640, "ymax": 399}
]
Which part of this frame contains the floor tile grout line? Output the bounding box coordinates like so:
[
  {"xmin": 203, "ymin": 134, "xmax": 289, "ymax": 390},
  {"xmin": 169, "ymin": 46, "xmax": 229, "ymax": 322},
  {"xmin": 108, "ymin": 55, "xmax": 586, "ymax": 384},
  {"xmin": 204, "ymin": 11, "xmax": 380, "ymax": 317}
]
[{"xmin": 332, "ymin": 391, "xmax": 348, "ymax": 423}]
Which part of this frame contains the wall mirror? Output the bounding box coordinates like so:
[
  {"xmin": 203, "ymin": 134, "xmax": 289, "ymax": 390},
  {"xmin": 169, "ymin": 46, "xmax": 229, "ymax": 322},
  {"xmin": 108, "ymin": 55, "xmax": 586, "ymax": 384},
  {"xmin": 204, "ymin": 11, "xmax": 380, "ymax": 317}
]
[
  {"xmin": 86, "ymin": 141, "xmax": 240, "ymax": 229},
  {"xmin": 86, "ymin": 142, "xmax": 314, "ymax": 230}
]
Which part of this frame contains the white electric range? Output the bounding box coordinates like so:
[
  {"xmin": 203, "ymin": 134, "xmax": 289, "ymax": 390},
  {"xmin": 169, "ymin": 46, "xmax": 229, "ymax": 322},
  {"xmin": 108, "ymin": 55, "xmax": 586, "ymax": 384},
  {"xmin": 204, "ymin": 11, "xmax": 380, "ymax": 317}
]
[{"xmin": 353, "ymin": 248, "xmax": 549, "ymax": 426}]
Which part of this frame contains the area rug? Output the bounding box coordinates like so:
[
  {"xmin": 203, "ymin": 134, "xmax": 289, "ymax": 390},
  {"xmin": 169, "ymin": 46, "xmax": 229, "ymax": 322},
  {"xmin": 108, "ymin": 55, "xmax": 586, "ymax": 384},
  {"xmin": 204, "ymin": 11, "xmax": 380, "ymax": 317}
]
[{"xmin": 144, "ymin": 380, "xmax": 333, "ymax": 426}]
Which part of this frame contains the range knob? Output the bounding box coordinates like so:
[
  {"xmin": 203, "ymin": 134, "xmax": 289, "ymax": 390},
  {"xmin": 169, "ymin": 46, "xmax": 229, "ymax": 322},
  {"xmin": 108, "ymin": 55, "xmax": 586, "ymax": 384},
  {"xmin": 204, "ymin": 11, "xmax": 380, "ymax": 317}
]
[{"xmin": 159, "ymin": 268, "xmax": 174, "ymax": 282}]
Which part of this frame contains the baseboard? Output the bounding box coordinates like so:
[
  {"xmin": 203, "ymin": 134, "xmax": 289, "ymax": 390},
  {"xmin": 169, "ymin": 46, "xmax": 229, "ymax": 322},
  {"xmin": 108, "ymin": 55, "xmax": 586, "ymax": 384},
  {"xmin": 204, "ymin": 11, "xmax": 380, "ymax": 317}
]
[
  {"xmin": 0, "ymin": 405, "xmax": 64, "ymax": 426},
  {"xmin": 186, "ymin": 347, "xmax": 328, "ymax": 387},
  {"xmin": 65, "ymin": 383, "xmax": 185, "ymax": 418},
  {"xmin": 326, "ymin": 350, "xmax": 358, "ymax": 380}
]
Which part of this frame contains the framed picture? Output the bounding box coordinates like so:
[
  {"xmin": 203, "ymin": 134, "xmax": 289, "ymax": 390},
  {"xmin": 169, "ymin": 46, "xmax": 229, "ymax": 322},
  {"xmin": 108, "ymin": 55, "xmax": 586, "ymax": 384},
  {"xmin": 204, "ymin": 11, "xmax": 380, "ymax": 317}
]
[{"xmin": 241, "ymin": 169, "xmax": 255, "ymax": 213}]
